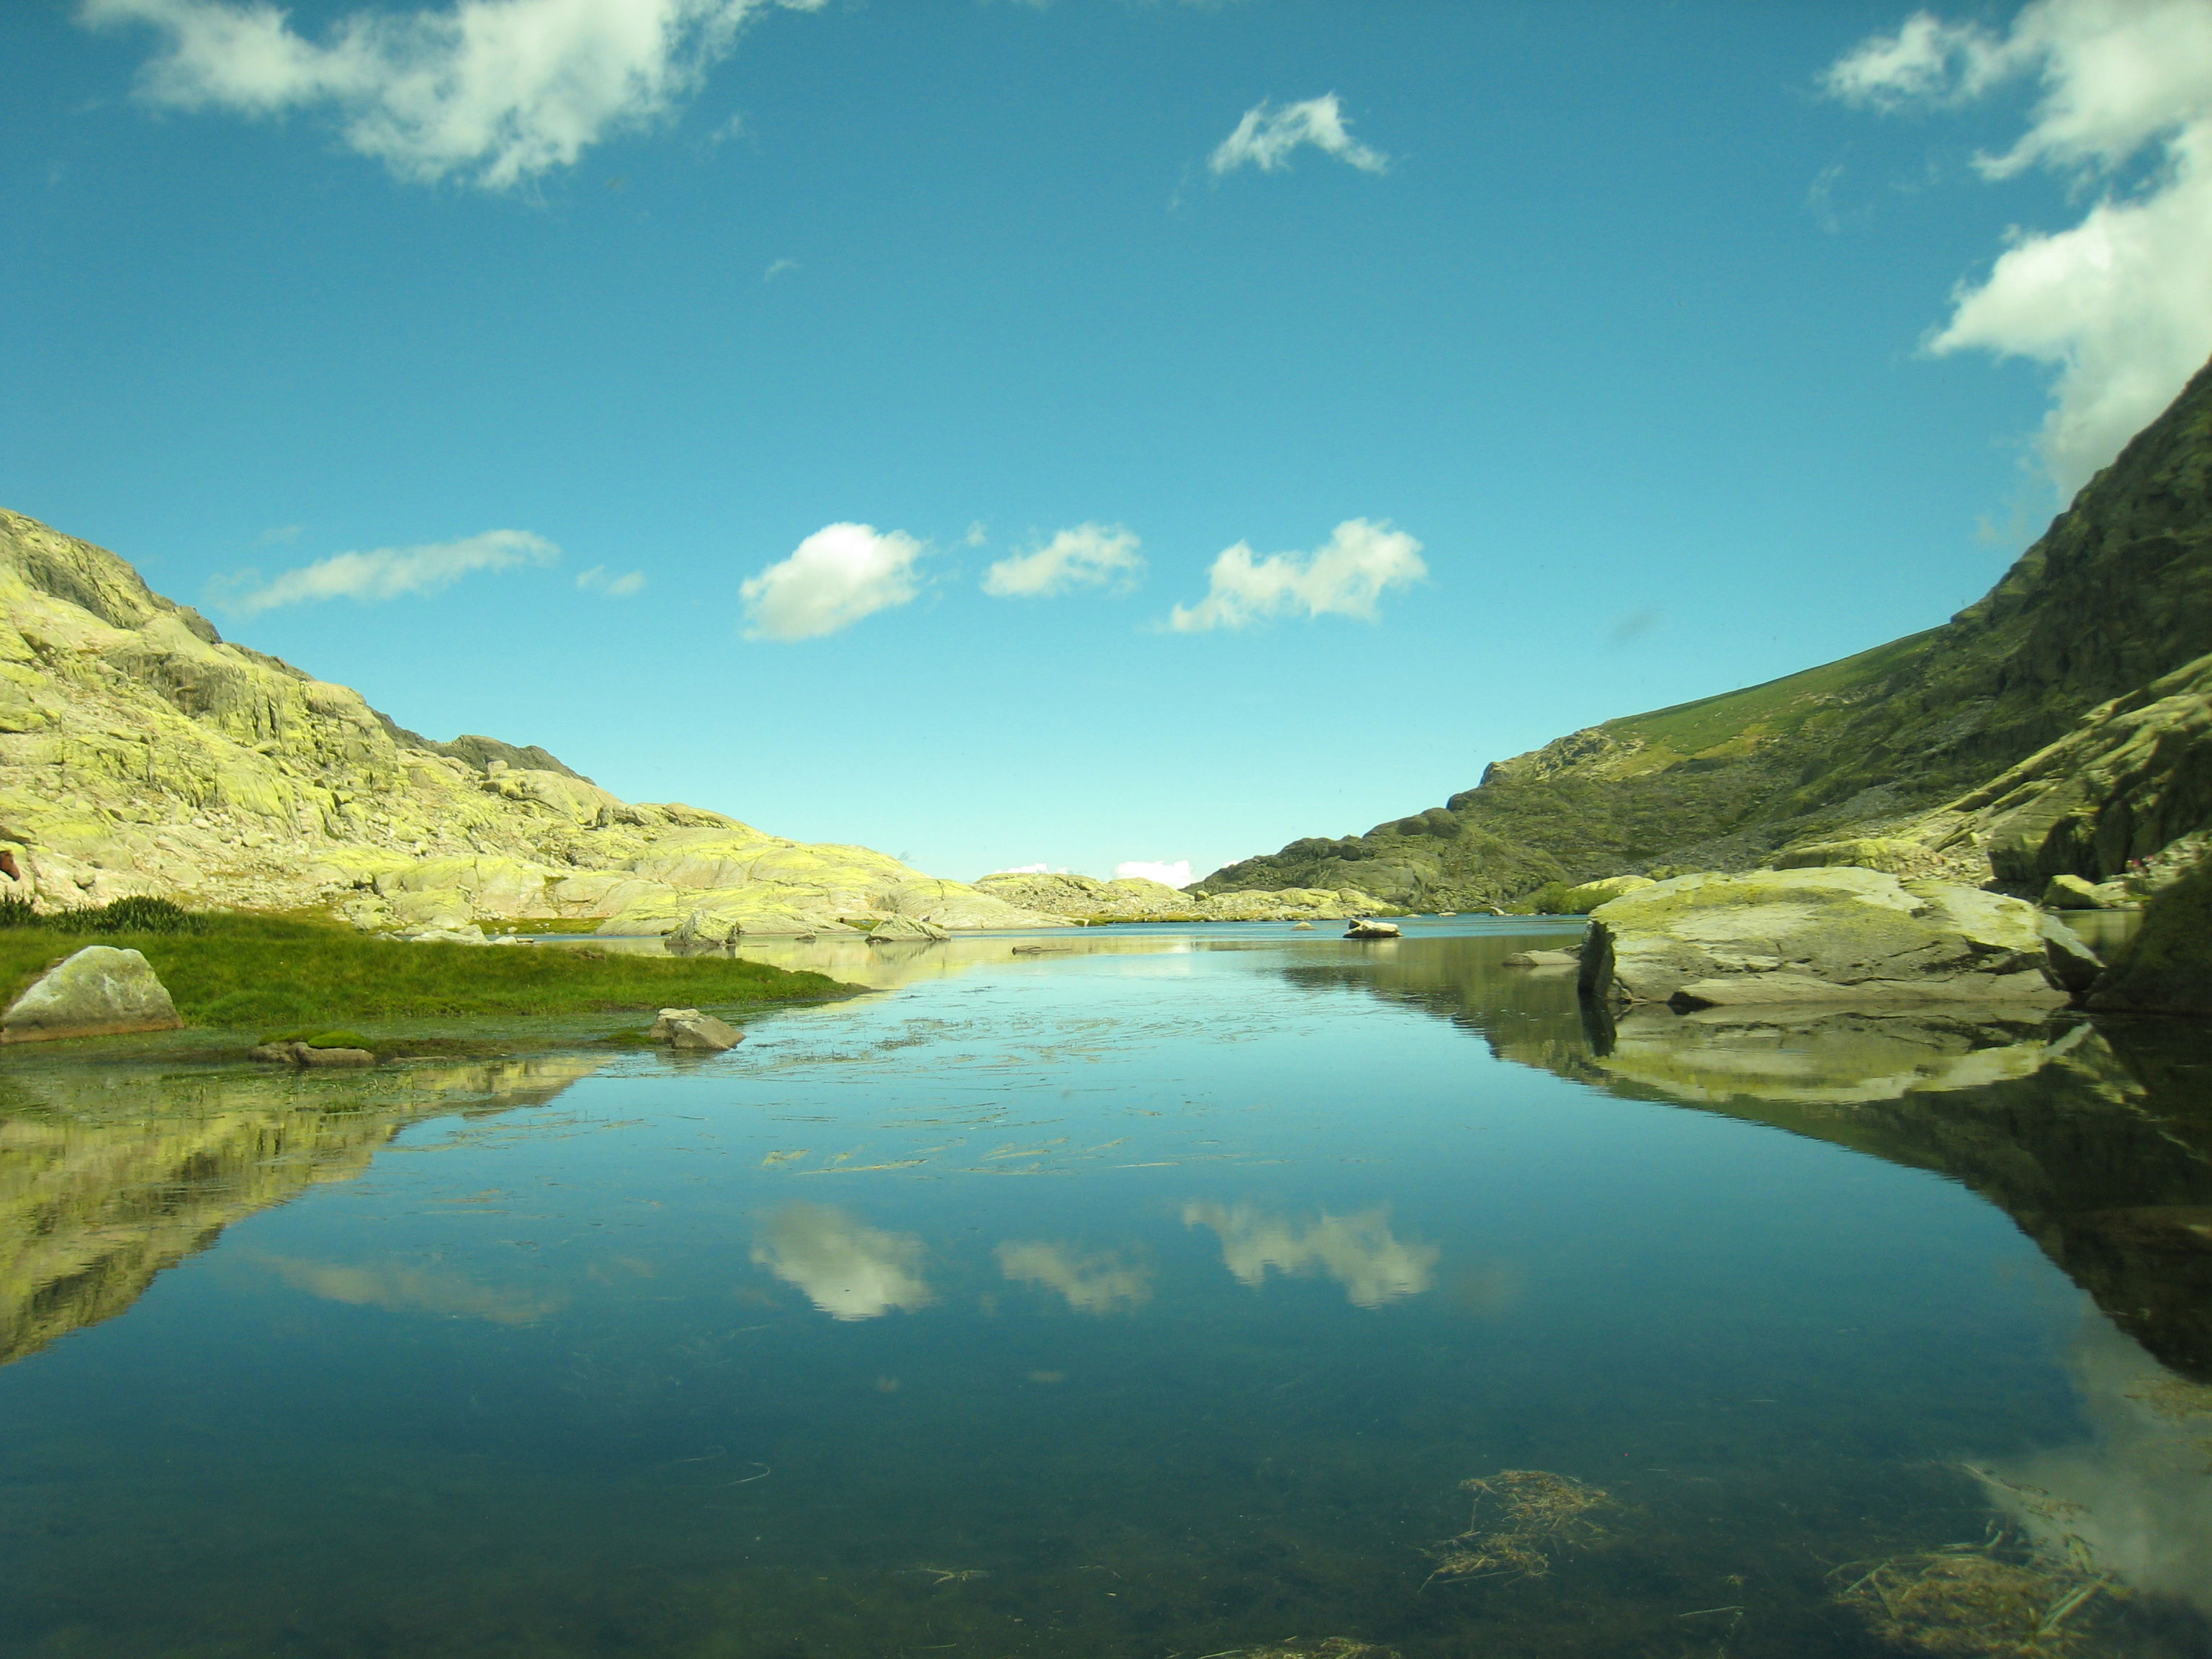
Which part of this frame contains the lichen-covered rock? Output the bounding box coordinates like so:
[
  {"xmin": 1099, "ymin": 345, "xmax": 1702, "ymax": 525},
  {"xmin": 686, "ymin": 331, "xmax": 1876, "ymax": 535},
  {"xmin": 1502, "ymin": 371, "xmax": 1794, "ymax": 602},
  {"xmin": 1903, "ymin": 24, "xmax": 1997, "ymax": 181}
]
[
  {"xmin": 867, "ymin": 915, "xmax": 949, "ymax": 943},
  {"xmin": 1771, "ymin": 838, "xmax": 1928, "ymax": 876},
  {"xmin": 1, "ymin": 946, "xmax": 182, "ymax": 1043},
  {"xmin": 649, "ymin": 1008, "xmax": 743, "ymax": 1051},
  {"xmin": 2041, "ymin": 872, "xmax": 2136, "ymax": 909},
  {"xmin": 2084, "ymin": 859, "xmax": 2212, "ymax": 1015},
  {"xmin": 1578, "ymin": 868, "xmax": 2068, "ymax": 1010},
  {"xmin": 1346, "ymin": 920, "xmax": 1402, "ymax": 939},
  {"xmin": 1562, "ymin": 876, "xmax": 1654, "ymax": 908}
]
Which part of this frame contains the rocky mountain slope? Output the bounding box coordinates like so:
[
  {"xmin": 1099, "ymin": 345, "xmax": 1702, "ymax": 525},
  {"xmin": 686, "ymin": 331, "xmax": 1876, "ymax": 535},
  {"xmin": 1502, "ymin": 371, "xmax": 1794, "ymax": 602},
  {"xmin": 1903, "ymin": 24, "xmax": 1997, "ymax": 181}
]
[
  {"xmin": 0, "ymin": 508, "xmax": 1076, "ymax": 937},
  {"xmin": 1201, "ymin": 355, "xmax": 2212, "ymax": 909}
]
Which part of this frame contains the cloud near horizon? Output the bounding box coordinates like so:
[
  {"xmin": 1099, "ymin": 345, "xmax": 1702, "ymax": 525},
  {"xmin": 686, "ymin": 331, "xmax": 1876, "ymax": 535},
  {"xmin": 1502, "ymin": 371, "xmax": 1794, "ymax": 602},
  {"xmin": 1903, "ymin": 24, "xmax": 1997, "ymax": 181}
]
[
  {"xmin": 740, "ymin": 521, "xmax": 927, "ymax": 641},
  {"xmin": 78, "ymin": 0, "xmax": 825, "ymax": 189},
  {"xmin": 1210, "ymin": 94, "xmax": 1388, "ymax": 177},
  {"xmin": 1827, "ymin": 0, "xmax": 2212, "ymax": 493},
  {"xmin": 1166, "ymin": 518, "xmax": 1426, "ymax": 632},
  {"xmin": 981, "ymin": 522, "xmax": 1144, "ymax": 598},
  {"xmin": 211, "ymin": 528, "xmax": 557, "ymax": 614}
]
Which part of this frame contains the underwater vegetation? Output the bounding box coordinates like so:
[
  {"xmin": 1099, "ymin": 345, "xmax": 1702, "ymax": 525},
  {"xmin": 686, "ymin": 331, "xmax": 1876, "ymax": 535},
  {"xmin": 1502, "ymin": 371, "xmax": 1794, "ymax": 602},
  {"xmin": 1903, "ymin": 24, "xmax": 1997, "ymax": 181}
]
[
  {"xmin": 1425, "ymin": 1470, "xmax": 1614, "ymax": 1586},
  {"xmin": 1831, "ymin": 1538, "xmax": 2119, "ymax": 1658}
]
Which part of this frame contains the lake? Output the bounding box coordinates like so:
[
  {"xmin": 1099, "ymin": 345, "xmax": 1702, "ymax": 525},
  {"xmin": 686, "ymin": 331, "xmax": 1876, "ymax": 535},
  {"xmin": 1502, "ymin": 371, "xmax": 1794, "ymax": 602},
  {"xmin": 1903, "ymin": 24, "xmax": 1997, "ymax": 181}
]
[{"xmin": 3, "ymin": 920, "xmax": 2208, "ymax": 1658}]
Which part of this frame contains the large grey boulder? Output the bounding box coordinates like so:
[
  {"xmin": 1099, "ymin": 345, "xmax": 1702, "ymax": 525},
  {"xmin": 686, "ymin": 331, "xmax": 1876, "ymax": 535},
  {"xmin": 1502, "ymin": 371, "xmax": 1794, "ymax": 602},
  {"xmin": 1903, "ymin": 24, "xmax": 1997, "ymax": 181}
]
[
  {"xmin": 1, "ymin": 946, "xmax": 184, "ymax": 1043},
  {"xmin": 649, "ymin": 1007, "xmax": 743, "ymax": 1051},
  {"xmin": 1578, "ymin": 868, "xmax": 2073, "ymax": 1010},
  {"xmin": 866, "ymin": 914, "xmax": 949, "ymax": 943}
]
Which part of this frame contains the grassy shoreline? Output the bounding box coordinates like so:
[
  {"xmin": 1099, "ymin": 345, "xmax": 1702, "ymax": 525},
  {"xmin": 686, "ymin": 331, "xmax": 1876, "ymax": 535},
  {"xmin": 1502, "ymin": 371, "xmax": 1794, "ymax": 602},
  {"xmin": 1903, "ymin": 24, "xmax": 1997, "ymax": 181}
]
[{"xmin": 1, "ymin": 909, "xmax": 858, "ymax": 1035}]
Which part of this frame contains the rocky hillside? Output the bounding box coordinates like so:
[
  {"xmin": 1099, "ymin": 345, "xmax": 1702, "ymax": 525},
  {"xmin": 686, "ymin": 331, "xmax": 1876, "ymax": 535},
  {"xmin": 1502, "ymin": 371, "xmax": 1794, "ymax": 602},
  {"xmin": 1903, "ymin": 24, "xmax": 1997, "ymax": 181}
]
[
  {"xmin": 1202, "ymin": 354, "xmax": 2212, "ymax": 909},
  {"xmin": 0, "ymin": 508, "xmax": 1067, "ymax": 938}
]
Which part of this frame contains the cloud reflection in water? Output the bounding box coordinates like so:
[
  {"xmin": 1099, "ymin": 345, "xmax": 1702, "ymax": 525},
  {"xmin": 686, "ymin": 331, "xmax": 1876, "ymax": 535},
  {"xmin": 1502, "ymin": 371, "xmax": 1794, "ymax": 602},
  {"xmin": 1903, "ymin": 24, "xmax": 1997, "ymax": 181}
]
[
  {"xmin": 995, "ymin": 1241, "xmax": 1152, "ymax": 1314},
  {"xmin": 750, "ymin": 1202, "xmax": 933, "ymax": 1321},
  {"xmin": 1183, "ymin": 1202, "xmax": 1438, "ymax": 1308}
]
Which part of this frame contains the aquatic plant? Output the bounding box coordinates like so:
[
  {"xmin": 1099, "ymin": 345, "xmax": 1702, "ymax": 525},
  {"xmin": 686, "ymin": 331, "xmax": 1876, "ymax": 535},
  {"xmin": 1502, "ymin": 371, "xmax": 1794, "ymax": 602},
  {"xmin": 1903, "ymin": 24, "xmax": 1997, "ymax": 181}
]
[
  {"xmin": 1426, "ymin": 1469, "xmax": 1611, "ymax": 1585},
  {"xmin": 1830, "ymin": 1531, "xmax": 2121, "ymax": 1658}
]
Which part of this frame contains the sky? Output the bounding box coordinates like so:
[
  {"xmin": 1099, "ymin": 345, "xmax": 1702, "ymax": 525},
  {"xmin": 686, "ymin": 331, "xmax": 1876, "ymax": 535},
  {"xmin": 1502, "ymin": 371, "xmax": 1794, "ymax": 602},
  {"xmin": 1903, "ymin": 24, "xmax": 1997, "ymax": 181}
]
[{"xmin": 6, "ymin": 0, "xmax": 2211, "ymax": 886}]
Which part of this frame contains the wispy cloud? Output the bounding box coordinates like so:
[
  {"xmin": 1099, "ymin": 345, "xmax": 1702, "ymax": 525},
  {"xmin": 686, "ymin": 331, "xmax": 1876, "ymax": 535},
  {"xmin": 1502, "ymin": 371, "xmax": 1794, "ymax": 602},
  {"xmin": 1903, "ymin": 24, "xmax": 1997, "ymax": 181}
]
[
  {"xmin": 1166, "ymin": 518, "xmax": 1425, "ymax": 633},
  {"xmin": 1114, "ymin": 859, "xmax": 1192, "ymax": 888},
  {"xmin": 78, "ymin": 0, "xmax": 827, "ymax": 189},
  {"xmin": 211, "ymin": 529, "xmax": 557, "ymax": 614},
  {"xmin": 1827, "ymin": 0, "xmax": 2212, "ymax": 493},
  {"xmin": 763, "ymin": 256, "xmax": 799, "ymax": 282},
  {"xmin": 981, "ymin": 522, "xmax": 1144, "ymax": 598},
  {"xmin": 577, "ymin": 565, "xmax": 647, "ymax": 597},
  {"xmin": 996, "ymin": 1240, "xmax": 1151, "ymax": 1315},
  {"xmin": 1209, "ymin": 93, "xmax": 1388, "ymax": 178},
  {"xmin": 740, "ymin": 521, "xmax": 927, "ymax": 641}
]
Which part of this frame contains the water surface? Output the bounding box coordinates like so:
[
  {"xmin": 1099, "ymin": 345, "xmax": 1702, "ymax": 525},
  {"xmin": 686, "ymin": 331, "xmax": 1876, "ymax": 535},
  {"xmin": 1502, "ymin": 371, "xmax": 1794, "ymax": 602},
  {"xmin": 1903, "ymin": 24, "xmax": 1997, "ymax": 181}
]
[{"xmin": 3, "ymin": 922, "xmax": 2208, "ymax": 1658}]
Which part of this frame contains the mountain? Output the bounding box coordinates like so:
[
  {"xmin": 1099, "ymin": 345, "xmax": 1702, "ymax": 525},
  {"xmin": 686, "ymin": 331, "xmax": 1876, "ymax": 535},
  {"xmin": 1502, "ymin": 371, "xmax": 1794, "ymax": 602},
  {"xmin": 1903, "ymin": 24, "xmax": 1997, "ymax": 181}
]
[
  {"xmin": 1200, "ymin": 355, "xmax": 2212, "ymax": 909},
  {"xmin": 0, "ymin": 508, "xmax": 1063, "ymax": 936}
]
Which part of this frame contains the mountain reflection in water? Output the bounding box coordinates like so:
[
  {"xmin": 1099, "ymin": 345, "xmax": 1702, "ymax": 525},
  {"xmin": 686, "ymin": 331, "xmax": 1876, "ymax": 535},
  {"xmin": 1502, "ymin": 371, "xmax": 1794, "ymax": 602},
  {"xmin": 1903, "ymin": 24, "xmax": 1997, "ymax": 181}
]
[{"xmin": 1285, "ymin": 932, "xmax": 2212, "ymax": 1382}]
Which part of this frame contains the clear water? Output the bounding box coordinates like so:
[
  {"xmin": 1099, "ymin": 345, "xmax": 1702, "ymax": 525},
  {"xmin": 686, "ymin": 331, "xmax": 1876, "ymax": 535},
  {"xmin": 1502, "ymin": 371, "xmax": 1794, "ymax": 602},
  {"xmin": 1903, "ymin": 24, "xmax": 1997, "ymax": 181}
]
[{"xmin": 3, "ymin": 922, "xmax": 2209, "ymax": 1658}]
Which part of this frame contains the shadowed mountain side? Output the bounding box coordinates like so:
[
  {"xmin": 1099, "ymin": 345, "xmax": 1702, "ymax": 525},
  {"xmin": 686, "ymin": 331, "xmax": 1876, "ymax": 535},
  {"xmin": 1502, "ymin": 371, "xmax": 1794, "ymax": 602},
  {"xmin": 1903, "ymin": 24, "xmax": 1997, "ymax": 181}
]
[
  {"xmin": 0, "ymin": 1056, "xmax": 603, "ymax": 1368},
  {"xmin": 1282, "ymin": 943, "xmax": 2212, "ymax": 1382},
  {"xmin": 1203, "ymin": 354, "xmax": 2212, "ymax": 907}
]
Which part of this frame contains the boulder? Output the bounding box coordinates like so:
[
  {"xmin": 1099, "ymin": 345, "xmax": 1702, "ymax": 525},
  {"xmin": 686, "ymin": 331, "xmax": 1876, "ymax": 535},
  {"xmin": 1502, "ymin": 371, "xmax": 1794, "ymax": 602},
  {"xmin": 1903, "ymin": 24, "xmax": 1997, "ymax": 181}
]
[
  {"xmin": 866, "ymin": 915, "xmax": 950, "ymax": 943},
  {"xmin": 1292, "ymin": 921, "xmax": 1316, "ymax": 930},
  {"xmin": 248, "ymin": 1039, "xmax": 377, "ymax": 1066},
  {"xmin": 2041, "ymin": 873, "xmax": 2136, "ymax": 910},
  {"xmin": 1345, "ymin": 920, "xmax": 1402, "ymax": 940},
  {"xmin": 2085, "ymin": 860, "xmax": 2212, "ymax": 1015},
  {"xmin": 1503, "ymin": 948, "xmax": 1581, "ymax": 968},
  {"xmin": 1770, "ymin": 838, "xmax": 1926, "ymax": 876},
  {"xmin": 1, "ymin": 946, "xmax": 183, "ymax": 1043},
  {"xmin": 649, "ymin": 1007, "xmax": 744, "ymax": 1051},
  {"xmin": 1578, "ymin": 869, "xmax": 2070, "ymax": 1011},
  {"xmin": 1562, "ymin": 876, "xmax": 1655, "ymax": 909}
]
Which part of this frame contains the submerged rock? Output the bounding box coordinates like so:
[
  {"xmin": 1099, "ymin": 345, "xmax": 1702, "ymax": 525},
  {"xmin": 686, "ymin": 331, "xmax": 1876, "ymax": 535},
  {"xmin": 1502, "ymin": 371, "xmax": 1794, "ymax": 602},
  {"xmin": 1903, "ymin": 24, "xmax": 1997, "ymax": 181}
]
[
  {"xmin": 1578, "ymin": 868, "xmax": 2070, "ymax": 1010},
  {"xmin": 1503, "ymin": 948, "xmax": 1581, "ymax": 968},
  {"xmin": 1, "ymin": 946, "xmax": 182, "ymax": 1043},
  {"xmin": 649, "ymin": 1007, "xmax": 742, "ymax": 1051}
]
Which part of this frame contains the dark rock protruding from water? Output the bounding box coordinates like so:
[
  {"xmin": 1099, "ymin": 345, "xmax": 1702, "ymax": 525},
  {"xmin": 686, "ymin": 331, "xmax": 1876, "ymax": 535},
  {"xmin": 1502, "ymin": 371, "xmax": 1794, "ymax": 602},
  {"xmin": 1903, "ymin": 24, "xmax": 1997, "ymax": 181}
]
[{"xmin": 2087, "ymin": 860, "xmax": 2212, "ymax": 1015}]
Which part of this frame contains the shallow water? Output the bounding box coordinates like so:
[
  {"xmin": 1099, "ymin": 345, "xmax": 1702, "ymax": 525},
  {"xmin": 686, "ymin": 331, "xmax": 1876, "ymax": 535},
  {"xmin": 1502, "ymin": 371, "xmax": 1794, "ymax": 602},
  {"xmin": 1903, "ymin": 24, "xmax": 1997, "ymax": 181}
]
[{"xmin": 3, "ymin": 922, "xmax": 2209, "ymax": 1658}]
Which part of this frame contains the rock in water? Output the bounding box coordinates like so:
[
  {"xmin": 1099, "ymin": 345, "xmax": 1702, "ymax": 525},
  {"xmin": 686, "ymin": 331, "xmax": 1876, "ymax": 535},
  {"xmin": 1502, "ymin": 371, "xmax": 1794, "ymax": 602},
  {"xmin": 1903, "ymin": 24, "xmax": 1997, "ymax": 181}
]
[
  {"xmin": 1503, "ymin": 948, "xmax": 1581, "ymax": 968},
  {"xmin": 1345, "ymin": 920, "xmax": 1402, "ymax": 939},
  {"xmin": 2085, "ymin": 860, "xmax": 2212, "ymax": 1014},
  {"xmin": 649, "ymin": 1007, "xmax": 743, "ymax": 1051},
  {"xmin": 1577, "ymin": 869, "xmax": 2069, "ymax": 1010},
  {"xmin": 866, "ymin": 915, "xmax": 950, "ymax": 943},
  {"xmin": 1, "ymin": 946, "xmax": 183, "ymax": 1043}
]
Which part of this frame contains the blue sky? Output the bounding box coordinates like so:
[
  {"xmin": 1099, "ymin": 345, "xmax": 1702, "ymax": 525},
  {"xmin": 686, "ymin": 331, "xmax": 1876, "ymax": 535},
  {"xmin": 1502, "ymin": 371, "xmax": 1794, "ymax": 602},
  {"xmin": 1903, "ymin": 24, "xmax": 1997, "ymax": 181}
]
[{"xmin": 6, "ymin": 0, "xmax": 2211, "ymax": 885}]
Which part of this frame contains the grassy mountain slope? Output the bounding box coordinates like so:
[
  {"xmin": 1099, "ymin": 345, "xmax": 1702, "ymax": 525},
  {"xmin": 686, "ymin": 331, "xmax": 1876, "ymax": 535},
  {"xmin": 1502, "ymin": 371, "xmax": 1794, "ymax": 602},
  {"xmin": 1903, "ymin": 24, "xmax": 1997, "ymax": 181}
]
[{"xmin": 1201, "ymin": 354, "xmax": 2212, "ymax": 909}]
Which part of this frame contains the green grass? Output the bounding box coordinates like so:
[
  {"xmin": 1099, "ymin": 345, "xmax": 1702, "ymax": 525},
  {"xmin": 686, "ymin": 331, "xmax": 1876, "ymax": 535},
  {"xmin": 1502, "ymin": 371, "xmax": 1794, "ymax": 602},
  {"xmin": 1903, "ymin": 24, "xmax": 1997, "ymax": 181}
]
[
  {"xmin": 0, "ymin": 912, "xmax": 853, "ymax": 1031},
  {"xmin": 1606, "ymin": 631, "xmax": 1938, "ymax": 760}
]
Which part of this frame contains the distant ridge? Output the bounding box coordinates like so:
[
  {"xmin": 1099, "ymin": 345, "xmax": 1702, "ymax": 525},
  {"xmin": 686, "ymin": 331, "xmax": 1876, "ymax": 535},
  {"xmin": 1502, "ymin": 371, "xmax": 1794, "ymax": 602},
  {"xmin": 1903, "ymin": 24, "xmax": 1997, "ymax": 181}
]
[{"xmin": 1202, "ymin": 354, "xmax": 2212, "ymax": 908}]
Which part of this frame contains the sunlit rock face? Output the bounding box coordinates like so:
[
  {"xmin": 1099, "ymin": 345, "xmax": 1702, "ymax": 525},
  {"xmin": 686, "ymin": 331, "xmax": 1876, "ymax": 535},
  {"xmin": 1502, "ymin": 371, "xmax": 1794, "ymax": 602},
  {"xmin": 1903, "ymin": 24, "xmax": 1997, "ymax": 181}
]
[
  {"xmin": 0, "ymin": 508, "xmax": 1062, "ymax": 935},
  {"xmin": 1578, "ymin": 868, "xmax": 2068, "ymax": 1010},
  {"xmin": 0, "ymin": 1056, "xmax": 603, "ymax": 1367},
  {"xmin": 974, "ymin": 871, "xmax": 1390, "ymax": 924}
]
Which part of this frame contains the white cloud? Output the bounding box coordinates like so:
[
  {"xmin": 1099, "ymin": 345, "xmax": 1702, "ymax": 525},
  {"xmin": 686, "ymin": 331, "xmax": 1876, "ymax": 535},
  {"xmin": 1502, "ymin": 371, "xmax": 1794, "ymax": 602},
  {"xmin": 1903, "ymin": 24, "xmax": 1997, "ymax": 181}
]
[
  {"xmin": 1114, "ymin": 859, "xmax": 1192, "ymax": 888},
  {"xmin": 992, "ymin": 862, "xmax": 1068, "ymax": 876},
  {"xmin": 577, "ymin": 565, "xmax": 647, "ymax": 597},
  {"xmin": 78, "ymin": 0, "xmax": 825, "ymax": 189},
  {"xmin": 212, "ymin": 528, "xmax": 557, "ymax": 614},
  {"xmin": 981, "ymin": 522, "xmax": 1144, "ymax": 598},
  {"xmin": 1166, "ymin": 518, "xmax": 1425, "ymax": 633},
  {"xmin": 996, "ymin": 1241, "xmax": 1151, "ymax": 1315},
  {"xmin": 1183, "ymin": 1202, "xmax": 1438, "ymax": 1309},
  {"xmin": 1209, "ymin": 93, "xmax": 1388, "ymax": 177},
  {"xmin": 763, "ymin": 257, "xmax": 799, "ymax": 282},
  {"xmin": 739, "ymin": 521, "xmax": 927, "ymax": 641},
  {"xmin": 1827, "ymin": 0, "xmax": 2212, "ymax": 493}
]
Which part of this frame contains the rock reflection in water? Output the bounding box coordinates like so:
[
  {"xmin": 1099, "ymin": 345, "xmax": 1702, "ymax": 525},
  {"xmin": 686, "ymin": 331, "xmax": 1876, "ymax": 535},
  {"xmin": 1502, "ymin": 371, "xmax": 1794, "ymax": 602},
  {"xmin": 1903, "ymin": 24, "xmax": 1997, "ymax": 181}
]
[
  {"xmin": 750, "ymin": 1202, "xmax": 933, "ymax": 1320},
  {"xmin": 1591, "ymin": 1005, "xmax": 2080, "ymax": 1107},
  {"xmin": 0, "ymin": 1054, "xmax": 603, "ymax": 1369},
  {"xmin": 1183, "ymin": 1202, "xmax": 1437, "ymax": 1307}
]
